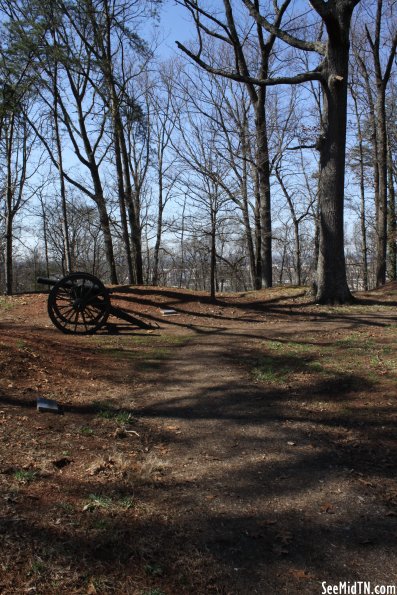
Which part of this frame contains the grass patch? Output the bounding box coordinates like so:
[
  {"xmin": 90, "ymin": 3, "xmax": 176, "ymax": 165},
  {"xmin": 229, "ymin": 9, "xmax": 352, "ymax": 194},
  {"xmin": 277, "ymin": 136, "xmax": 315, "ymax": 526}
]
[
  {"xmin": 83, "ymin": 494, "xmax": 113, "ymax": 511},
  {"xmin": 13, "ymin": 469, "xmax": 37, "ymax": 483},
  {"xmin": 95, "ymin": 404, "xmax": 134, "ymax": 425},
  {"xmin": 252, "ymin": 356, "xmax": 290, "ymax": 384},
  {"xmin": 251, "ymin": 328, "xmax": 397, "ymax": 388},
  {"xmin": 0, "ymin": 297, "xmax": 13, "ymax": 311},
  {"xmin": 80, "ymin": 426, "xmax": 94, "ymax": 436},
  {"xmin": 264, "ymin": 339, "xmax": 315, "ymax": 354},
  {"xmin": 251, "ymin": 354, "xmax": 326, "ymax": 385},
  {"xmin": 83, "ymin": 493, "xmax": 135, "ymax": 513},
  {"xmin": 145, "ymin": 563, "xmax": 164, "ymax": 577},
  {"xmin": 57, "ymin": 502, "xmax": 75, "ymax": 514},
  {"xmin": 28, "ymin": 558, "xmax": 46, "ymax": 577}
]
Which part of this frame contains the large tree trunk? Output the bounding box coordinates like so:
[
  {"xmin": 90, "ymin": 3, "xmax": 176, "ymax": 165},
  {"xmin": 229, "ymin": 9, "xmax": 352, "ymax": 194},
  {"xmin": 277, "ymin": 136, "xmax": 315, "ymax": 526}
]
[
  {"xmin": 255, "ymin": 90, "xmax": 272, "ymax": 288},
  {"xmin": 315, "ymin": 14, "xmax": 353, "ymax": 304}
]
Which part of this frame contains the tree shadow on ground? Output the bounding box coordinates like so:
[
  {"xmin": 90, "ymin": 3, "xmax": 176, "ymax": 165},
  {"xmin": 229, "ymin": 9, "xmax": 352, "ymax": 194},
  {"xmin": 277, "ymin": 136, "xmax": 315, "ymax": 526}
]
[{"xmin": 1, "ymin": 300, "xmax": 396, "ymax": 593}]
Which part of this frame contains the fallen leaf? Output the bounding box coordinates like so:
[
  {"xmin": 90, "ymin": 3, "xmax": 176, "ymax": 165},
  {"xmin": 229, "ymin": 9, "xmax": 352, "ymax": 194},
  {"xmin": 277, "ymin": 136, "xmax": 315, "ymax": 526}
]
[
  {"xmin": 289, "ymin": 569, "xmax": 315, "ymax": 580},
  {"xmin": 272, "ymin": 544, "xmax": 289, "ymax": 555},
  {"xmin": 320, "ymin": 502, "xmax": 335, "ymax": 514},
  {"xmin": 261, "ymin": 519, "xmax": 277, "ymax": 526}
]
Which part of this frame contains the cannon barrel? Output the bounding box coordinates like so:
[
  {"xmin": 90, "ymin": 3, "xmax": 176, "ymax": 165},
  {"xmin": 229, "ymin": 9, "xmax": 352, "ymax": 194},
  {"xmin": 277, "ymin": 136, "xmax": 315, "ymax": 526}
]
[
  {"xmin": 37, "ymin": 276, "xmax": 61, "ymax": 287},
  {"xmin": 37, "ymin": 275, "xmax": 100, "ymax": 291}
]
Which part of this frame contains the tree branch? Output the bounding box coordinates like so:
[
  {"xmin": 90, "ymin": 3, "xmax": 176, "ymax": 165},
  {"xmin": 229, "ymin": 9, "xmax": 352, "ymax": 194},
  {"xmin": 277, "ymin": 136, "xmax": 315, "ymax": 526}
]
[
  {"xmin": 176, "ymin": 42, "xmax": 324, "ymax": 86},
  {"xmin": 242, "ymin": 0, "xmax": 326, "ymax": 55}
]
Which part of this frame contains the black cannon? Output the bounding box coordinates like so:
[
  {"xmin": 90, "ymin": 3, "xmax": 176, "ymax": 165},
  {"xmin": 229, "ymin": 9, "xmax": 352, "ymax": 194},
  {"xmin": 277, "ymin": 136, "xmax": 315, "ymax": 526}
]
[{"xmin": 37, "ymin": 272, "xmax": 152, "ymax": 334}]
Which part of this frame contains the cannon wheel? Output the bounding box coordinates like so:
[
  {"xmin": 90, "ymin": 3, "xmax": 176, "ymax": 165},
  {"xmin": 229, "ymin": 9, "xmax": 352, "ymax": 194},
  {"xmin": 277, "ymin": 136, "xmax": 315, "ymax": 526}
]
[{"xmin": 47, "ymin": 272, "xmax": 111, "ymax": 334}]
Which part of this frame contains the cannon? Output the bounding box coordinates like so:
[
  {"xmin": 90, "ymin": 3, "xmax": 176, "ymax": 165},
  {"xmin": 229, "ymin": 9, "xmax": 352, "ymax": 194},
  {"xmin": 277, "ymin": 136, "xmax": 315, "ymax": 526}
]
[{"xmin": 37, "ymin": 272, "xmax": 153, "ymax": 334}]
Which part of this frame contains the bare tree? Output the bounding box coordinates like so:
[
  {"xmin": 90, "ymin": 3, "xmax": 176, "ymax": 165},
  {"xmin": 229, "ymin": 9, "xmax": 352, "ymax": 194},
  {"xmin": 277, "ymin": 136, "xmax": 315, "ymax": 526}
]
[
  {"xmin": 353, "ymin": 0, "xmax": 397, "ymax": 287},
  {"xmin": 148, "ymin": 64, "xmax": 180, "ymax": 286},
  {"xmin": 177, "ymin": 0, "xmax": 364, "ymax": 303},
  {"xmin": 176, "ymin": 0, "xmax": 298, "ymax": 289}
]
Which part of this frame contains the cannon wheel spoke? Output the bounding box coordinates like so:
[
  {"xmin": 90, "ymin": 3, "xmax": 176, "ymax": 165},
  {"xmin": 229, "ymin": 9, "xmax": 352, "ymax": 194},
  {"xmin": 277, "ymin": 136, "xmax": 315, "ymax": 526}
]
[{"xmin": 48, "ymin": 272, "xmax": 110, "ymax": 334}]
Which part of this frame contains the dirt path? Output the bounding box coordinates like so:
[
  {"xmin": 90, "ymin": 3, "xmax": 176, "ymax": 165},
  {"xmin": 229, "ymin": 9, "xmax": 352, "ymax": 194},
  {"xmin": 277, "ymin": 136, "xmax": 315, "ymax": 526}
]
[
  {"xmin": 0, "ymin": 288, "xmax": 396, "ymax": 594},
  {"xmin": 133, "ymin": 315, "xmax": 397, "ymax": 593}
]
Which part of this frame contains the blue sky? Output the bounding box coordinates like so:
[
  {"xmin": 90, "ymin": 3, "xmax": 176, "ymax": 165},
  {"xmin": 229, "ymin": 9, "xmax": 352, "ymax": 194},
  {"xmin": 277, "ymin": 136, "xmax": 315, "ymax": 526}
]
[{"xmin": 157, "ymin": 1, "xmax": 193, "ymax": 57}]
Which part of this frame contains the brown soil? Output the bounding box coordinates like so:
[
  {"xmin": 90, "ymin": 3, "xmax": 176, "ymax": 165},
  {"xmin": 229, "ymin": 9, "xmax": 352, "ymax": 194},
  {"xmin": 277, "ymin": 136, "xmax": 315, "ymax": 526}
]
[{"xmin": 0, "ymin": 284, "xmax": 396, "ymax": 594}]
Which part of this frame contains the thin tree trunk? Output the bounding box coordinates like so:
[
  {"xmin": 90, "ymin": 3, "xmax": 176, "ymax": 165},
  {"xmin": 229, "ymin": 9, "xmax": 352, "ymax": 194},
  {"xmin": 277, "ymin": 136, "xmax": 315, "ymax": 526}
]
[
  {"xmin": 352, "ymin": 90, "xmax": 368, "ymax": 290},
  {"xmin": 113, "ymin": 127, "xmax": 134, "ymax": 283},
  {"xmin": 210, "ymin": 211, "xmax": 217, "ymax": 302},
  {"xmin": 294, "ymin": 219, "xmax": 302, "ymax": 286},
  {"xmin": 254, "ymin": 169, "xmax": 262, "ymax": 288},
  {"xmin": 4, "ymin": 114, "xmax": 14, "ymax": 295},
  {"xmin": 41, "ymin": 202, "xmax": 50, "ymax": 279},
  {"xmin": 52, "ymin": 55, "xmax": 71, "ymax": 272},
  {"xmin": 152, "ymin": 167, "xmax": 164, "ymax": 286},
  {"xmin": 387, "ymin": 141, "xmax": 396, "ymax": 280},
  {"xmin": 375, "ymin": 87, "xmax": 388, "ymax": 286},
  {"xmin": 240, "ymin": 106, "xmax": 259, "ymax": 290}
]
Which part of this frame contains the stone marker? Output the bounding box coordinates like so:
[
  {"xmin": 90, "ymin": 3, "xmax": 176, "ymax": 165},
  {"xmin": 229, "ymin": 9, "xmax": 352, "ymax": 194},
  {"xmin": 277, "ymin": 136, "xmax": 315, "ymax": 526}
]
[{"xmin": 37, "ymin": 397, "xmax": 63, "ymax": 414}]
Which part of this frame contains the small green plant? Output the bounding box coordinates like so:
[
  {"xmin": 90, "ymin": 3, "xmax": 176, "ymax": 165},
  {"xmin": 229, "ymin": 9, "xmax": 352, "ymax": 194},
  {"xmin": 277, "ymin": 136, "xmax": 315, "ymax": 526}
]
[
  {"xmin": 118, "ymin": 496, "xmax": 135, "ymax": 510},
  {"xmin": 251, "ymin": 356, "xmax": 290, "ymax": 384},
  {"xmin": 96, "ymin": 404, "xmax": 134, "ymax": 425},
  {"xmin": 0, "ymin": 297, "xmax": 13, "ymax": 310},
  {"xmin": 83, "ymin": 494, "xmax": 112, "ymax": 511},
  {"xmin": 91, "ymin": 518, "xmax": 112, "ymax": 531},
  {"xmin": 142, "ymin": 589, "xmax": 166, "ymax": 595},
  {"xmin": 29, "ymin": 558, "xmax": 46, "ymax": 576},
  {"xmin": 144, "ymin": 564, "xmax": 163, "ymax": 577},
  {"xmin": 13, "ymin": 469, "xmax": 37, "ymax": 483},
  {"xmin": 16, "ymin": 339, "xmax": 26, "ymax": 349},
  {"xmin": 57, "ymin": 502, "xmax": 74, "ymax": 514},
  {"xmin": 80, "ymin": 426, "xmax": 94, "ymax": 436}
]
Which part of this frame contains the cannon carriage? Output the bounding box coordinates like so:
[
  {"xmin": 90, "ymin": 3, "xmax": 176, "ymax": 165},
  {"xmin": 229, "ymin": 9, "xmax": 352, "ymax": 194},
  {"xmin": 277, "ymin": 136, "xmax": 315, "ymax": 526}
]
[{"xmin": 37, "ymin": 272, "xmax": 152, "ymax": 334}]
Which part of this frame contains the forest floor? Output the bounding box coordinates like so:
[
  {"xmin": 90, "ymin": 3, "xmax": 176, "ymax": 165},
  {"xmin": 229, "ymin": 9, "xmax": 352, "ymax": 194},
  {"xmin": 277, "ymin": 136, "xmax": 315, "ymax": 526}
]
[{"xmin": 0, "ymin": 283, "xmax": 396, "ymax": 594}]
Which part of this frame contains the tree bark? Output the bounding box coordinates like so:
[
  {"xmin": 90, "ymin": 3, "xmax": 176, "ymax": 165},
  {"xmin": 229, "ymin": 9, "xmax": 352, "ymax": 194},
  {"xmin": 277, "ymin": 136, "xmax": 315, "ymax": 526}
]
[
  {"xmin": 315, "ymin": 11, "xmax": 353, "ymax": 304},
  {"xmin": 113, "ymin": 124, "xmax": 134, "ymax": 283},
  {"xmin": 374, "ymin": 86, "xmax": 388, "ymax": 287},
  {"xmin": 387, "ymin": 141, "xmax": 396, "ymax": 281},
  {"xmin": 351, "ymin": 89, "xmax": 368, "ymax": 290},
  {"xmin": 210, "ymin": 210, "xmax": 217, "ymax": 301},
  {"xmin": 255, "ymin": 91, "xmax": 272, "ymax": 287},
  {"xmin": 152, "ymin": 171, "xmax": 164, "ymax": 286},
  {"xmin": 52, "ymin": 39, "xmax": 72, "ymax": 273}
]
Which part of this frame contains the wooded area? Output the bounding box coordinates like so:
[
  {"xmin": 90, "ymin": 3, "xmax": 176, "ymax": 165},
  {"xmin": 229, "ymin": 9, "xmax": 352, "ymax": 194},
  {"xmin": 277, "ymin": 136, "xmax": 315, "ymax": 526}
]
[{"xmin": 0, "ymin": 0, "xmax": 396, "ymax": 304}]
